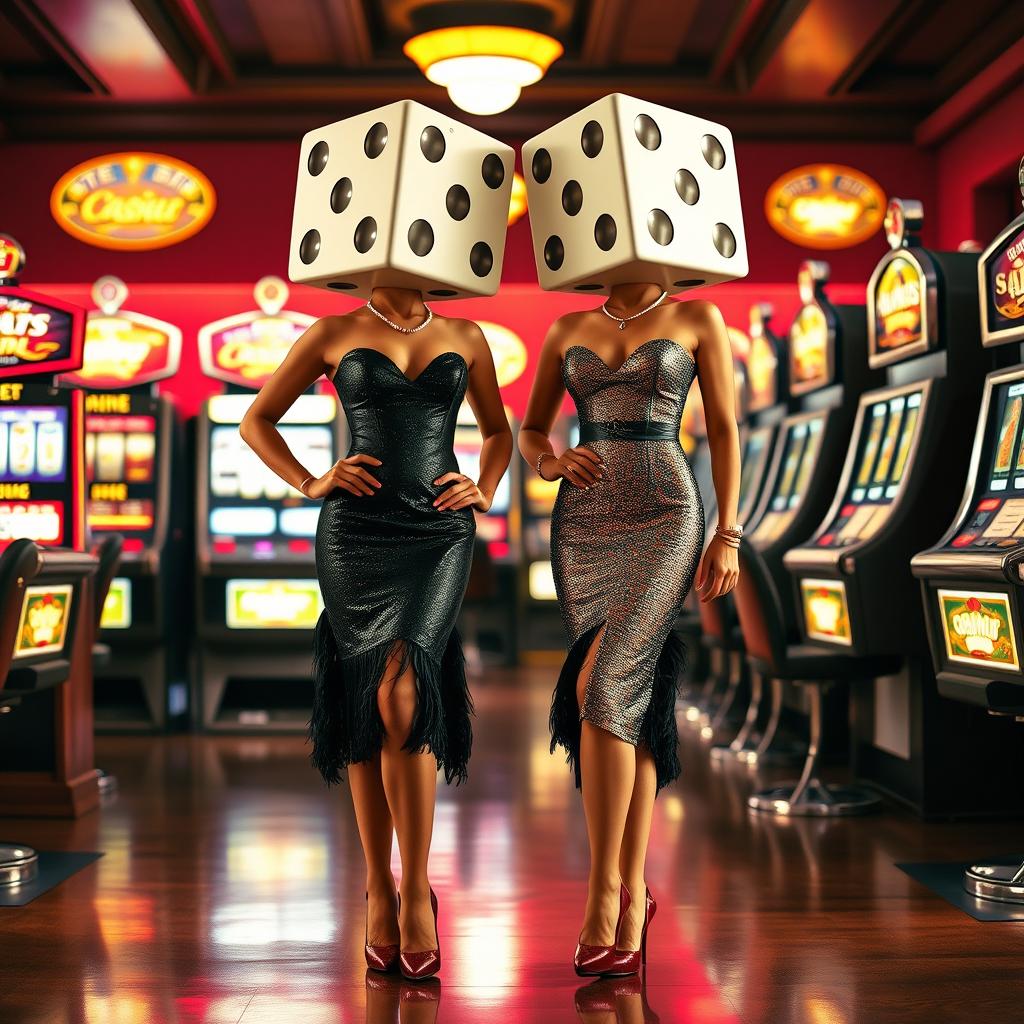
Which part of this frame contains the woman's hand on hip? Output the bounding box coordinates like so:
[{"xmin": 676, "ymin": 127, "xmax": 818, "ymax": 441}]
[
  {"xmin": 541, "ymin": 445, "xmax": 605, "ymax": 488},
  {"xmin": 696, "ymin": 535, "xmax": 739, "ymax": 603},
  {"xmin": 304, "ymin": 453, "xmax": 383, "ymax": 498},
  {"xmin": 434, "ymin": 472, "xmax": 491, "ymax": 512}
]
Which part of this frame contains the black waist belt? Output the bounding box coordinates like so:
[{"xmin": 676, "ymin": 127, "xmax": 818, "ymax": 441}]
[{"xmin": 579, "ymin": 420, "xmax": 678, "ymax": 442}]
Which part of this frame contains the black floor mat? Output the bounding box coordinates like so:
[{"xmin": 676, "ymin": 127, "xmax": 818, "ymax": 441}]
[
  {"xmin": 897, "ymin": 858, "xmax": 1024, "ymax": 922},
  {"xmin": 0, "ymin": 850, "xmax": 103, "ymax": 907}
]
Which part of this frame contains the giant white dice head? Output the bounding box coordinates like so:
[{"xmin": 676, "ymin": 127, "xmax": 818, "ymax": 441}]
[
  {"xmin": 289, "ymin": 101, "xmax": 514, "ymax": 299},
  {"xmin": 523, "ymin": 94, "xmax": 748, "ymax": 295}
]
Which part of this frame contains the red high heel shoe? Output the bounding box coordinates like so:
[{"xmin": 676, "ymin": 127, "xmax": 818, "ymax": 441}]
[
  {"xmin": 364, "ymin": 891, "xmax": 400, "ymax": 973},
  {"xmin": 399, "ymin": 888, "xmax": 441, "ymax": 981},
  {"xmin": 610, "ymin": 887, "xmax": 658, "ymax": 975},
  {"xmin": 574, "ymin": 884, "xmax": 631, "ymax": 977}
]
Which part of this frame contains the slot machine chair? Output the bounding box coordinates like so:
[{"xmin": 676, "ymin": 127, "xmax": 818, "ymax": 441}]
[
  {"xmin": 733, "ymin": 540, "xmax": 898, "ymax": 815},
  {"xmin": 90, "ymin": 533, "xmax": 123, "ymax": 671},
  {"xmin": 694, "ymin": 595, "xmax": 748, "ymax": 740},
  {"xmin": 0, "ymin": 539, "xmax": 99, "ymax": 837}
]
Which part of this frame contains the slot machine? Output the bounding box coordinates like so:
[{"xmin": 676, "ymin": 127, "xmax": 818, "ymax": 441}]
[
  {"xmin": 784, "ymin": 199, "xmax": 992, "ymax": 814},
  {"xmin": 745, "ymin": 261, "xmax": 881, "ymax": 631},
  {"xmin": 0, "ymin": 235, "xmax": 101, "ymax": 817},
  {"xmin": 195, "ymin": 277, "xmax": 345, "ymax": 731},
  {"xmin": 518, "ymin": 413, "xmax": 574, "ymax": 653},
  {"xmin": 739, "ymin": 303, "xmax": 790, "ymax": 529},
  {"xmin": 60, "ymin": 276, "xmax": 187, "ymax": 731},
  {"xmin": 911, "ymin": 166, "xmax": 1024, "ymax": 828}
]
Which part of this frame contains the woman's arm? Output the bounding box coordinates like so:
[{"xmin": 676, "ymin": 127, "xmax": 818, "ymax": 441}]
[
  {"xmin": 518, "ymin": 319, "xmax": 603, "ymax": 488},
  {"xmin": 691, "ymin": 301, "xmax": 741, "ymax": 601},
  {"xmin": 239, "ymin": 317, "xmax": 382, "ymax": 500},
  {"xmin": 434, "ymin": 321, "xmax": 512, "ymax": 512}
]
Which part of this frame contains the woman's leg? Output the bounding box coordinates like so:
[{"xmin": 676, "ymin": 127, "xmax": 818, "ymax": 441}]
[
  {"xmin": 377, "ymin": 642, "xmax": 439, "ymax": 953},
  {"xmin": 349, "ymin": 754, "xmax": 400, "ymax": 945},
  {"xmin": 577, "ymin": 625, "xmax": 637, "ymax": 946},
  {"xmin": 616, "ymin": 746, "xmax": 657, "ymax": 951}
]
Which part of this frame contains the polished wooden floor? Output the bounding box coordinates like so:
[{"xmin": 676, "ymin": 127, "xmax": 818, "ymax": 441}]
[{"xmin": 3, "ymin": 666, "xmax": 1024, "ymax": 1024}]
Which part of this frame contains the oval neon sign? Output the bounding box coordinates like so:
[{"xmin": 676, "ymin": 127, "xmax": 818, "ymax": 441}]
[
  {"xmin": 51, "ymin": 152, "xmax": 216, "ymax": 251},
  {"xmin": 765, "ymin": 164, "xmax": 885, "ymax": 250}
]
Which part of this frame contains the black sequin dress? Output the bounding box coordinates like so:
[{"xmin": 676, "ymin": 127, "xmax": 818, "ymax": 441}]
[
  {"xmin": 550, "ymin": 338, "xmax": 704, "ymax": 791},
  {"xmin": 310, "ymin": 347, "xmax": 474, "ymax": 786}
]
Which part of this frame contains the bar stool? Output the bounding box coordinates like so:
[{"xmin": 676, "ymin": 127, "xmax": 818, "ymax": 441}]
[
  {"xmin": 693, "ymin": 592, "xmax": 747, "ymax": 738},
  {"xmin": 733, "ymin": 540, "xmax": 898, "ymax": 816}
]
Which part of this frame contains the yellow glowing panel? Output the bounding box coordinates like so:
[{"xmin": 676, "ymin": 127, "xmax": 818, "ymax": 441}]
[
  {"xmin": 14, "ymin": 584, "xmax": 73, "ymax": 659},
  {"xmin": 225, "ymin": 579, "xmax": 323, "ymax": 629},
  {"xmin": 938, "ymin": 589, "xmax": 1020, "ymax": 673},
  {"xmin": 800, "ymin": 579, "xmax": 852, "ymax": 646},
  {"xmin": 100, "ymin": 577, "xmax": 131, "ymax": 629},
  {"xmin": 528, "ymin": 560, "xmax": 557, "ymax": 601}
]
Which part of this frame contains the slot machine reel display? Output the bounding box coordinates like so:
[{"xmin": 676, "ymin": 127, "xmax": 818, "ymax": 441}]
[
  {"xmin": 911, "ymin": 163, "xmax": 1024, "ymax": 836},
  {"xmin": 196, "ymin": 277, "xmax": 345, "ymax": 731},
  {"xmin": 60, "ymin": 276, "xmax": 187, "ymax": 730},
  {"xmin": 0, "ymin": 236, "xmax": 101, "ymax": 818},
  {"xmin": 783, "ymin": 199, "xmax": 992, "ymax": 815}
]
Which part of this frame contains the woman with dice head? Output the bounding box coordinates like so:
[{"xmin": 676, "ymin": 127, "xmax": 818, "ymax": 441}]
[
  {"xmin": 242, "ymin": 104, "xmax": 514, "ymax": 981},
  {"xmin": 518, "ymin": 96, "xmax": 745, "ymax": 976}
]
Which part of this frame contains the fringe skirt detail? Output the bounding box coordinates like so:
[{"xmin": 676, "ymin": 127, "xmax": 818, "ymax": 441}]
[
  {"xmin": 308, "ymin": 610, "xmax": 473, "ymax": 787},
  {"xmin": 549, "ymin": 621, "xmax": 686, "ymax": 793}
]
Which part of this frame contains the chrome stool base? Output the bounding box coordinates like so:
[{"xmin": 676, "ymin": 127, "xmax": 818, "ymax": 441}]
[
  {"xmin": 964, "ymin": 861, "xmax": 1024, "ymax": 904},
  {"xmin": 748, "ymin": 780, "xmax": 880, "ymax": 817},
  {"xmin": 0, "ymin": 843, "xmax": 39, "ymax": 886},
  {"xmin": 738, "ymin": 737, "xmax": 807, "ymax": 768}
]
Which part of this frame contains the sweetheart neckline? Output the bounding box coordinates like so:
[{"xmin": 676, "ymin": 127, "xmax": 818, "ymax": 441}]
[
  {"xmin": 334, "ymin": 347, "xmax": 468, "ymax": 385},
  {"xmin": 565, "ymin": 338, "xmax": 696, "ymax": 375}
]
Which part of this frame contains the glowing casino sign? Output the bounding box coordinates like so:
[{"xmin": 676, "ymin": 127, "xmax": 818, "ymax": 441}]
[
  {"xmin": 13, "ymin": 584, "xmax": 73, "ymax": 659},
  {"xmin": 51, "ymin": 152, "xmax": 216, "ymax": 251},
  {"xmin": 199, "ymin": 277, "xmax": 314, "ymax": 389},
  {"xmin": 873, "ymin": 254, "xmax": 925, "ymax": 354},
  {"xmin": 62, "ymin": 277, "xmax": 182, "ymax": 389},
  {"xmin": 938, "ymin": 589, "xmax": 1020, "ymax": 672},
  {"xmin": 765, "ymin": 164, "xmax": 885, "ymax": 249},
  {"xmin": 788, "ymin": 262, "xmax": 834, "ymax": 396}
]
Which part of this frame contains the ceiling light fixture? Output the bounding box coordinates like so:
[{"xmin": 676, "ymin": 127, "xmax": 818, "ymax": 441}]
[{"xmin": 404, "ymin": 25, "xmax": 563, "ymax": 116}]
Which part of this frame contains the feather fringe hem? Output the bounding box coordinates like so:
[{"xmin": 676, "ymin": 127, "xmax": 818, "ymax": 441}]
[
  {"xmin": 549, "ymin": 622, "xmax": 686, "ymax": 793},
  {"xmin": 308, "ymin": 610, "xmax": 473, "ymax": 788}
]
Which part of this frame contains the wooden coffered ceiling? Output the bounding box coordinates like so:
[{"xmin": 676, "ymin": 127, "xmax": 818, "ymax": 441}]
[{"xmin": 1, "ymin": 0, "xmax": 1022, "ymax": 143}]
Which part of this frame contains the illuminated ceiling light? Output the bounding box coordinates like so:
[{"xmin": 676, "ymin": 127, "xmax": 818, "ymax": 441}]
[
  {"xmin": 508, "ymin": 172, "xmax": 527, "ymax": 225},
  {"xmin": 404, "ymin": 26, "xmax": 563, "ymax": 116}
]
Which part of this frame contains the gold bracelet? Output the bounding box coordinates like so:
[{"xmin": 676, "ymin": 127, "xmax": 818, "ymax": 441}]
[{"xmin": 536, "ymin": 452, "xmax": 556, "ymax": 479}]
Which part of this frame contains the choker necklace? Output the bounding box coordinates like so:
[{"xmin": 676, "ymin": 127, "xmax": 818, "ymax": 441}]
[
  {"xmin": 601, "ymin": 290, "xmax": 668, "ymax": 330},
  {"xmin": 367, "ymin": 299, "xmax": 433, "ymax": 334}
]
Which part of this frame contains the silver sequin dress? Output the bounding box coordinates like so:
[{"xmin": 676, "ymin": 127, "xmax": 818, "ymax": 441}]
[{"xmin": 549, "ymin": 338, "xmax": 704, "ymax": 791}]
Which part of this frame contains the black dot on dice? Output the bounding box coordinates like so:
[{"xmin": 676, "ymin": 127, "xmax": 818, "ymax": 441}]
[
  {"xmin": 408, "ymin": 219, "xmax": 434, "ymax": 257},
  {"xmin": 307, "ymin": 141, "xmax": 329, "ymax": 176},
  {"xmin": 299, "ymin": 229, "xmax": 320, "ymax": 264},
  {"xmin": 470, "ymin": 241, "xmax": 493, "ymax": 277},
  {"xmin": 647, "ymin": 209, "xmax": 673, "ymax": 246},
  {"xmin": 446, "ymin": 184, "xmax": 471, "ymax": 221},
  {"xmin": 364, "ymin": 122, "xmax": 388, "ymax": 158},
  {"xmin": 420, "ymin": 126, "xmax": 445, "ymax": 162},
  {"xmin": 594, "ymin": 214, "xmax": 617, "ymax": 251},
  {"xmin": 532, "ymin": 148, "xmax": 552, "ymax": 184},
  {"xmin": 674, "ymin": 169, "xmax": 699, "ymax": 205},
  {"xmin": 713, "ymin": 222, "xmax": 737, "ymax": 257},
  {"xmin": 330, "ymin": 177, "xmax": 353, "ymax": 214},
  {"xmin": 701, "ymin": 134, "xmax": 726, "ymax": 169},
  {"xmin": 562, "ymin": 180, "xmax": 583, "ymax": 216},
  {"xmin": 328, "ymin": 281, "xmax": 358, "ymax": 290},
  {"xmin": 482, "ymin": 154, "xmax": 505, "ymax": 189},
  {"xmin": 634, "ymin": 114, "xmax": 661, "ymax": 150},
  {"xmin": 353, "ymin": 216, "xmax": 377, "ymax": 253},
  {"xmin": 581, "ymin": 120, "xmax": 603, "ymax": 158},
  {"xmin": 544, "ymin": 235, "xmax": 564, "ymax": 271},
  {"xmin": 674, "ymin": 279, "xmax": 705, "ymax": 289}
]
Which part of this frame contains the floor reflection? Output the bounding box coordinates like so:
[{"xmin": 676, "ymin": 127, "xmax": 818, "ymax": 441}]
[{"xmin": 365, "ymin": 973, "xmax": 441, "ymax": 1024}]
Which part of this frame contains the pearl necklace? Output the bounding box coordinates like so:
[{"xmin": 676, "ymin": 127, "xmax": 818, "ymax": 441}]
[
  {"xmin": 366, "ymin": 299, "xmax": 433, "ymax": 334},
  {"xmin": 601, "ymin": 290, "xmax": 668, "ymax": 330}
]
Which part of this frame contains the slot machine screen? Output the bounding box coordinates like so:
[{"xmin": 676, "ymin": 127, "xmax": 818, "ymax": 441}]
[
  {"xmin": 206, "ymin": 394, "xmax": 335, "ymax": 557},
  {"xmin": 752, "ymin": 416, "xmax": 823, "ymax": 544},
  {"xmin": 739, "ymin": 427, "xmax": 771, "ymax": 507},
  {"xmin": 949, "ymin": 378, "xmax": 1024, "ymax": 549},
  {"xmin": 815, "ymin": 390, "xmax": 923, "ymax": 548},
  {"xmin": 85, "ymin": 407, "xmax": 158, "ymax": 540},
  {"xmin": 0, "ymin": 405, "xmax": 69, "ymax": 547},
  {"xmin": 454, "ymin": 438, "xmax": 511, "ymax": 553}
]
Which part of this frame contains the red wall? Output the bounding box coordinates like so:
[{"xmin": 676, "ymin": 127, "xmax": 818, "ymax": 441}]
[{"xmin": 5, "ymin": 138, "xmax": 934, "ymax": 287}]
